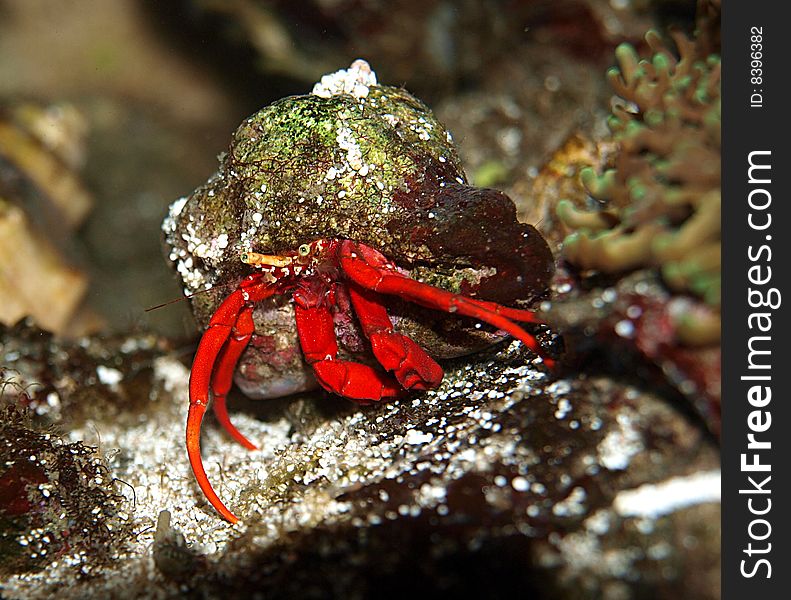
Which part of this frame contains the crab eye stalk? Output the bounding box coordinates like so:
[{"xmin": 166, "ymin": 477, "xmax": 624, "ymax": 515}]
[
  {"xmin": 298, "ymin": 244, "xmax": 311, "ymax": 256},
  {"xmin": 242, "ymin": 252, "xmax": 293, "ymax": 268}
]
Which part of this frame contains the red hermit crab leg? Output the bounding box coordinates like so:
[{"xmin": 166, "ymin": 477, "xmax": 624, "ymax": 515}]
[
  {"xmin": 337, "ymin": 241, "xmax": 555, "ymax": 369},
  {"xmin": 187, "ymin": 294, "xmax": 245, "ymax": 524},
  {"xmin": 210, "ymin": 307, "xmax": 257, "ymax": 451},
  {"xmin": 294, "ymin": 302, "xmax": 403, "ymax": 402},
  {"xmin": 187, "ymin": 274, "xmax": 279, "ymax": 523},
  {"xmin": 346, "ymin": 282, "xmax": 443, "ymax": 390}
]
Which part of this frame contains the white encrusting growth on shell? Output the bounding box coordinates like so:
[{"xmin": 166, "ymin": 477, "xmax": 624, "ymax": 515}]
[
  {"xmin": 383, "ymin": 113, "xmax": 399, "ymax": 127},
  {"xmin": 335, "ymin": 125, "xmax": 364, "ymax": 172},
  {"xmin": 309, "ymin": 61, "xmax": 404, "ymax": 213},
  {"xmin": 312, "ymin": 59, "xmax": 378, "ymax": 99},
  {"xmin": 163, "ymin": 196, "xmax": 212, "ymax": 292}
]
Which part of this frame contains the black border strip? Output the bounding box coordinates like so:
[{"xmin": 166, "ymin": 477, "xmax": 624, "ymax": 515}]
[{"xmin": 722, "ymin": 2, "xmax": 790, "ymax": 597}]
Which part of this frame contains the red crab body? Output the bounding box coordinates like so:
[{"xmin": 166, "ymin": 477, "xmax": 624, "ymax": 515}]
[{"xmin": 188, "ymin": 239, "xmax": 553, "ymax": 523}]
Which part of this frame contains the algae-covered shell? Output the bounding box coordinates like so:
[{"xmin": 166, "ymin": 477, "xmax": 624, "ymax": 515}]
[
  {"xmin": 164, "ymin": 59, "xmax": 552, "ymax": 311},
  {"xmin": 163, "ymin": 61, "xmax": 553, "ymax": 397}
]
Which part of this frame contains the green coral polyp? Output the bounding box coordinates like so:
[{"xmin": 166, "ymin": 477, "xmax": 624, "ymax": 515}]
[{"xmin": 579, "ymin": 167, "xmax": 617, "ymax": 200}]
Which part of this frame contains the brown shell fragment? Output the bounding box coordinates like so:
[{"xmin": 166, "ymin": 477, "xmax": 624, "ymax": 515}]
[{"xmin": 0, "ymin": 198, "xmax": 87, "ymax": 333}]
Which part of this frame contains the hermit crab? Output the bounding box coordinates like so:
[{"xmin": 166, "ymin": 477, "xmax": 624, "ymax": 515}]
[{"xmin": 163, "ymin": 60, "xmax": 557, "ymax": 523}]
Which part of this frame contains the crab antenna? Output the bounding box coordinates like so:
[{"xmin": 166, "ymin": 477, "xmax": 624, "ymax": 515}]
[{"xmin": 144, "ymin": 281, "xmax": 235, "ymax": 313}]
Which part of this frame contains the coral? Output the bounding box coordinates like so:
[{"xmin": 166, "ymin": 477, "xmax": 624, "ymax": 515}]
[
  {"xmin": 0, "ymin": 398, "xmax": 133, "ymax": 576},
  {"xmin": 558, "ymin": 18, "xmax": 721, "ymax": 344}
]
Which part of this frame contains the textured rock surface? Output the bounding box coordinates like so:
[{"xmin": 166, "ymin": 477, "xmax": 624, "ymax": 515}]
[{"xmin": 1, "ymin": 322, "xmax": 719, "ymax": 599}]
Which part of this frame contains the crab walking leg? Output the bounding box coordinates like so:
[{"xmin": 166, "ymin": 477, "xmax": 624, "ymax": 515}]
[
  {"xmin": 210, "ymin": 307, "xmax": 257, "ymax": 450},
  {"xmin": 448, "ymin": 296, "xmax": 545, "ymax": 324},
  {"xmin": 294, "ymin": 302, "xmax": 403, "ymax": 401},
  {"xmin": 187, "ymin": 275, "xmax": 279, "ymax": 524},
  {"xmin": 338, "ymin": 241, "xmax": 555, "ymax": 369},
  {"xmin": 347, "ymin": 282, "xmax": 443, "ymax": 390},
  {"xmin": 187, "ymin": 292, "xmax": 244, "ymax": 524}
]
